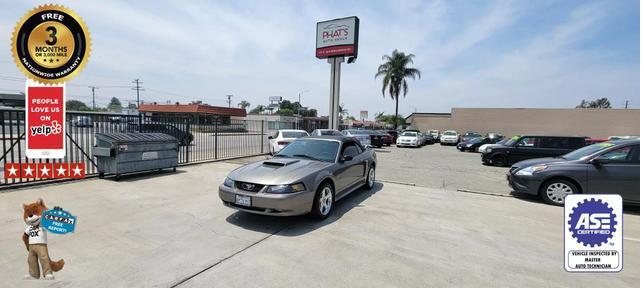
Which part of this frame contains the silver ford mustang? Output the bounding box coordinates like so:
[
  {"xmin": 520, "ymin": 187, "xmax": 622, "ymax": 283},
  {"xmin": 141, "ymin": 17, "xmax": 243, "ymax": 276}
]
[{"xmin": 219, "ymin": 136, "xmax": 377, "ymax": 219}]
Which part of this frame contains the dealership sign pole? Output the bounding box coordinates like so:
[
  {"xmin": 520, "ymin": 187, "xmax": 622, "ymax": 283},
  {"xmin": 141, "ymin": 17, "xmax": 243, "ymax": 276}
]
[{"xmin": 316, "ymin": 16, "xmax": 359, "ymax": 130}]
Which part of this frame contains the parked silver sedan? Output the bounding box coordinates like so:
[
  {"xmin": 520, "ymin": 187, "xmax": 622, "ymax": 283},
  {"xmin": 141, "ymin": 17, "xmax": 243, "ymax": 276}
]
[{"xmin": 219, "ymin": 136, "xmax": 377, "ymax": 219}]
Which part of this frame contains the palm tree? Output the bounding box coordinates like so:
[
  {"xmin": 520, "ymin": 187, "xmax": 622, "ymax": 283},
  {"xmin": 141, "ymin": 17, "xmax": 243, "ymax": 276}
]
[
  {"xmin": 375, "ymin": 49, "xmax": 421, "ymax": 129},
  {"xmin": 238, "ymin": 100, "xmax": 250, "ymax": 109}
]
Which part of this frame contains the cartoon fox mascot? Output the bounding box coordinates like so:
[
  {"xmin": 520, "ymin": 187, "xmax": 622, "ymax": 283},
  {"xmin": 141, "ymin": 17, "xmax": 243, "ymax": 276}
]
[{"xmin": 22, "ymin": 198, "xmax": 65, "ymax": 280}]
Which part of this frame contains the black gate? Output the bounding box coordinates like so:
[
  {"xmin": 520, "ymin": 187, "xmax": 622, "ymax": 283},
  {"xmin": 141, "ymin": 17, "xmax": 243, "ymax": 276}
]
[{"xmin": 1, "ymin": 108, "xmax": 269, "ymax": 188}]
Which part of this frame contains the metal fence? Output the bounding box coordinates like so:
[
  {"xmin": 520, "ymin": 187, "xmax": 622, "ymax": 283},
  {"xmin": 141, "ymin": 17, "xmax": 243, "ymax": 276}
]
[{"xmin": 0, "ymin": 108, "xmax": 270, "ymax": 187}]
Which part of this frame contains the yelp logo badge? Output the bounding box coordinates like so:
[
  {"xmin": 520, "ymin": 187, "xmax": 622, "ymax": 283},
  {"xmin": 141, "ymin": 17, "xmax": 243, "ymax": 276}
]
[{"xmin": 30, "ymin": 120, "xmax": 62, "ymax": 137}]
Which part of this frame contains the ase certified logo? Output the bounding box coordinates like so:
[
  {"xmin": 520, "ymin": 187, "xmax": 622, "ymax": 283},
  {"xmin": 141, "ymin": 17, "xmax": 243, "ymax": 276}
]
[{"xmin": 564, "ymin": 195, "xmax": 622, "ymax": 272}]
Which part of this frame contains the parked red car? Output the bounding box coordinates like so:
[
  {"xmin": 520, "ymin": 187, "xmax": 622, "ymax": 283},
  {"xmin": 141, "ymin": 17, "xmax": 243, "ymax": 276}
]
[{"xmin": 377, "ymin": 131, "xmax": 394, "ymax": 146}]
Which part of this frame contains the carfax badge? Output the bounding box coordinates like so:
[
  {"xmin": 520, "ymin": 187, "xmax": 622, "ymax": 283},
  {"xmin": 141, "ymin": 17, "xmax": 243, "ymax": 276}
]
[
  {"xmin": 564, "ymin": 194, "xmax": 622, "ymax": 272},
  {"xmin": 41, "ymin": 206, "xmax": 77, "ymax": 234}
]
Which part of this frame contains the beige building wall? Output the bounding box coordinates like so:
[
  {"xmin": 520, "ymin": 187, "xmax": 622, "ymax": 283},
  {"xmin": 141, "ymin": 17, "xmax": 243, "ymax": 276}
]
[{"xmin": 407, "ymin": 108, "xmax": 640, "ymax": 139}]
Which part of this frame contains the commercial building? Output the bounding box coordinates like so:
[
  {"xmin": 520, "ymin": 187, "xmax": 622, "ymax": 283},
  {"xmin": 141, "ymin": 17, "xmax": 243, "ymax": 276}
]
[
  {"xmin": 0, "ymin": 93, "xmax": 25, "ymax": 108},
  {"xmin": 245, "ymin": 114, "xmax": 328, "ymax": 133},
  {"xmin": 406, "ymin": 108, "xmax": 640, "ymax": 139},
  {"xmin": 139, "ymin": 103, "xmax": 246, "ymax": 124}
]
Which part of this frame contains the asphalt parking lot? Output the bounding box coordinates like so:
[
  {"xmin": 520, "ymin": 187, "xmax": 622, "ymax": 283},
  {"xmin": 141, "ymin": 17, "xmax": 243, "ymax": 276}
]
[
  {"xmin": 0, "ymin": 154, "xmax": 638, "ymax": 288},
  {"xmin": 376, "ymin": 143, "xmax": 511, "ymax": 194}
]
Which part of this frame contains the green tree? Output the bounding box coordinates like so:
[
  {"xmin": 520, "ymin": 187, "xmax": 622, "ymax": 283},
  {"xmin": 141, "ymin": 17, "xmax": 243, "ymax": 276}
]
[
  {"xmin": 66, "ymin": 100, "xmax": 90, "ymax": 111},
  {"xmin": 238, "ymin": 100, "xmax": 250, "ymax": 109},
  {"xmin": 249, "ymin": 105, "xmax": 265, "ymax": 114},
  {"xmin": 375, "ymin": 113, "xmax": 405, "ymax": 127},
  {"xmin": 375, "ymin": 49, "xmax": 421, "ymax": 129},
  {"xmin": 576, "ymin": 98, "xmax": 611, "ymax": 109},
  {"xmin": 277, "ymin": 108, "xmax": 295, "ymax": 116},
  {"xmin": 307, "ymin": 108, "xmax": 318, "ymax": 117},
  {"xmin": 108, "ymin": 97, "xmax": 122, "ymax": 112}
]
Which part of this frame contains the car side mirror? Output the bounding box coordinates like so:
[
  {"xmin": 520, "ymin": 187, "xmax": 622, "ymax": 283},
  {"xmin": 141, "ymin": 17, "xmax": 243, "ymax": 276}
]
[
  {"xmin": 268, "ymin": 136, "xmax": 273, "ymax": 140},
  {"xmin": 340, "ymin": 155, "xmax": 353, "ymax": 162},
  {"xmin": 590, "ymin": 157, "xmax": 610, "ymax": 165}
]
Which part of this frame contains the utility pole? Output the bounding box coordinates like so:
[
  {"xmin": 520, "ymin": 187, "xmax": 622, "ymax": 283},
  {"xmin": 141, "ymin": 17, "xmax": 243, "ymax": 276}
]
[
  {"xmin": 625, "ymin": 100, "xmax": 629, "ymax": 109},
  {"xmin": 132, "ymin": 79, "xmax": 144, "ymax": 108},
  {"xmin": 88, "ymin": 86, "xmax": 98, "ymax": 110},
  {"xmin": 297, "ymin": 90, "xmax": 308, "ymax": 129},
  {"xmin": 226, "ymin": 94, "xmax": 233, "ymax": 108}
]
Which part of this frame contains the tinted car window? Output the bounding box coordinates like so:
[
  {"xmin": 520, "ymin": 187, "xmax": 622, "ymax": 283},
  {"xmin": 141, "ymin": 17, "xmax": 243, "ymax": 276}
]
[
  {"xmin": 600, "ymin": 146, "xmax": 633, "ymax": 163},
  {"xmin": 516, "ymin": 137, "xmax": 537, "ymax": 147},
  {"xmin": 343, "ymin": 144, "xmax": 360, "ymax": 158},
  {"xmin": 282, "ymin": 131, "xmax": 308, "ymax": 138}
]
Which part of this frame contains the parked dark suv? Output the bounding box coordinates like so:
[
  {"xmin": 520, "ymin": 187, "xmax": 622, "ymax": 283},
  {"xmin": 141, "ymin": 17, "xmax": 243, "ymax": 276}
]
[
  {"xmin": 481, "ymin": 135, "xmax": 586, "ymax": 166},
  {"xmin": 507, "ymin": 139, "xmax": 639, "ymax": 205}
]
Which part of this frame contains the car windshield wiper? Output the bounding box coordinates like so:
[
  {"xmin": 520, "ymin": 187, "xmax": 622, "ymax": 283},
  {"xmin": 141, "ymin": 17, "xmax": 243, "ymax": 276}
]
[
  {"xmin": 273, "ymin": 154, "xmax": 289, "ymax": 158},
  {"xmin": 292, "ymin": 154, "xmax": 321, "ymax": 161}
]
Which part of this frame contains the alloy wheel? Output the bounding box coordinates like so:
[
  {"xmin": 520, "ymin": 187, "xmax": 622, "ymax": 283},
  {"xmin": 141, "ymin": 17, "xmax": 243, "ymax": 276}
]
[{"xmin": 319, "ymin": 187, "xmax": 333, "ymax": 215}]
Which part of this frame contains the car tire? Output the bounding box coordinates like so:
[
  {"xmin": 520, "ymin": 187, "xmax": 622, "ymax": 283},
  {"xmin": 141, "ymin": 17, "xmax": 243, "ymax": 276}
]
[
  {"xmin": 364, "ymin": 165, "xmax": 376, "ymax": 190},
  {"xmin": 491, "ymin": 154, "xmax": 508, "ymax": 167},
  {"xmin": 311, "ymin": 182, "xmax": 335, "ymax": 220},
  {"xmin": 540, "ymin": 179, "xmax": 578, "ymax": 206}
]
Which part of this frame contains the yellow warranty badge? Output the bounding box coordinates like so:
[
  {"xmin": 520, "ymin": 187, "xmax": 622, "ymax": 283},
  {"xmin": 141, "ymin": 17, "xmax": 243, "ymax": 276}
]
[{"xmin": 11, "ymin": 4, "xmax": 91, "ymax": 84}]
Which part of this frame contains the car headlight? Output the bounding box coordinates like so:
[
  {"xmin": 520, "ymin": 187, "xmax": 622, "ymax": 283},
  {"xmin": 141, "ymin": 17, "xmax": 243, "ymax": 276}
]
[
  {"xmin": 486, "ymin": 147, "xmax": 492, "ymax": 153},
  {"xmin": 223, "ymin": 177, "xmax": 235, "ymax": 187},
  {"xmin": 515, "ymin": 165, "xmax": 547, "ymax": 176},
  {"xmin": 265, "ymin": 182, "xmax": 306, "ymax": 194}
]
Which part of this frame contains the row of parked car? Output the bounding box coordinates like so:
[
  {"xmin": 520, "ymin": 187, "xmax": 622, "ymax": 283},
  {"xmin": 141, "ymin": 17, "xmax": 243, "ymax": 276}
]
[
  {"xmin": 268, "ymin": 129, "xmax": 397, "ymax": 154},
  {"xmin": 426, "ymin": 130, "xmax": 639, "ymax": 206}
]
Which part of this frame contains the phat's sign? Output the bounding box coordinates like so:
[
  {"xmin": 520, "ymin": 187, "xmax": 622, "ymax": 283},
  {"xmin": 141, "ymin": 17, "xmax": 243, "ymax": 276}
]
[
  {"xmin": 25, "ymin": 80, "xmax": 66, "ymax": 159},
  {"xmin": 316, "ymin": 16, "xmax": 359, "ymax": 59}
]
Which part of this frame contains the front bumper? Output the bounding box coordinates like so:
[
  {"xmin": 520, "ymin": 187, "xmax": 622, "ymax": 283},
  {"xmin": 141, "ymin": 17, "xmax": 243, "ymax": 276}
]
[
  {"xmin": 506, "ymin": 172, "xmax": 542, "ymax": 195},
  {"xmin": 397, "ymin": 142, "xmax": 418, "ymax": 147},
  {"xmin": 218, "ymin": 184, "xmax": 315, "ymax": 216},
  {"xmin": 441, "ymin": 138, "xmax": 458, "ymax": 144}
]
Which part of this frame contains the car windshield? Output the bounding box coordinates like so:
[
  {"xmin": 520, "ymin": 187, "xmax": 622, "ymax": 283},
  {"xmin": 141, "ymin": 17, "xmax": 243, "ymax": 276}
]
[
  {"xmin": 465, "ymin": 133, "xmax": 481, "ymax": 137},
  {"xmin": 282, "ymin": 131, "xmax": 308, "ymax": 138},
  {"xmin": 468, "ymin": 137, "xmax": 484, "ymax": 143},
  {"xmin": 503, "ymin": 136, "xmax": 520, "ymax": 146},
  {"xmin": 275, "ymin": 139, "xmax": 339, "ymax": 162},
  {"xmin": 562, "ymin": 142, "xmax": 616, "ymax": 161},
  {"xmin": 443, "ymin": 131, "xmax": 456, "ymax": 136},
  {"xmin": 401, "ymin": 132, "xmax": 417, "ymax": 137}
]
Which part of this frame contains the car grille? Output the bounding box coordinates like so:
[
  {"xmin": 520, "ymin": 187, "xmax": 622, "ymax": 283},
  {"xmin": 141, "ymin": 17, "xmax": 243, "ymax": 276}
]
[{"xmin": 235, "ymin": 181, "xmax": 264, "ymax": 192}]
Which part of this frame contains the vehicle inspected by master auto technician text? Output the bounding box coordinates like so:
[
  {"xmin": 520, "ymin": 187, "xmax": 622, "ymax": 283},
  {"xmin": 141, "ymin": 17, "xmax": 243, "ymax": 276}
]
[
  {"xmin": 219, "ymin": 136, "xmax": 377, "ymax": 219},
  {"xmin": 507, "ymin": 139, "xmax": 639, "ymax": 205}
]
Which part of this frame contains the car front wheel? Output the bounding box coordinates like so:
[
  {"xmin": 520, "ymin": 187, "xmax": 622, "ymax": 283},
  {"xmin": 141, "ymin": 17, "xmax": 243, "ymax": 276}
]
[
  {"xmin": 541, "ymin": 179, "xmax": 577, "ymax": 205},
  {"xmin": 364, "ymin": 165, "xmax": 375, "ymax": 190},
  {"xmin": 311, "ymin": 182, "xmax": 334, "ymax": 219}
]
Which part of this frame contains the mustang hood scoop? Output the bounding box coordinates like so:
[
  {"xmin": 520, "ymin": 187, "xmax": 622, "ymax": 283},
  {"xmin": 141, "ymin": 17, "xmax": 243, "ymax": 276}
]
[{"xmin": 262, "ymin": 159, "xmax": 300, "ymax": 167}]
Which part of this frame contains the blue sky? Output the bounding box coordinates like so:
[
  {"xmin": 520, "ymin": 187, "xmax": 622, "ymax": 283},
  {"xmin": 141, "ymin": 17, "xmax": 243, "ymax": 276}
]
[{"xmin": 0, "ymin": 0, "xmax": 638, "ymax": 117}]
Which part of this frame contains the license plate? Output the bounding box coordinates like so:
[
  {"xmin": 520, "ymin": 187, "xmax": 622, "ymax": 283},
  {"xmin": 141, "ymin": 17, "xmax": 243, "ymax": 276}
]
[{"xmin": 235, "ymin": 195, "xmax": 251, "ymax": 207}]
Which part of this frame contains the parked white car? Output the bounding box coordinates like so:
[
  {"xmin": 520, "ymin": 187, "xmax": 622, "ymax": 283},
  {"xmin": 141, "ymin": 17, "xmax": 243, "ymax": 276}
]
[
  {"xmin": 341, "ymin": 129, "xmax": 372, "ymax": 147},
  {"xmin": 310, "ymin": 129, "xmax": 342, "ymax": 136},
  {"xmin": 396, "ymin": 131, "xmax": 421, "ymax": 147},
  {"xmin": 428, "ymin": 129, "xmax": 440, "ymax": 140},
  {"xmin": 440, "ymin": 130, "xmax": 459, "ymax": 145},
  {"xmin": 269, "ymin": 129, "xmax": 309, "ymax": 154}
]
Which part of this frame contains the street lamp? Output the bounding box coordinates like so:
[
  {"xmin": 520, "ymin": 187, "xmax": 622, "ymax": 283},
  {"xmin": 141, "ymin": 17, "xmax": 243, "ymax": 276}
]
[{"xmin": 297, "ymin": 90, "xmax": 309, "ymax": 129}]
